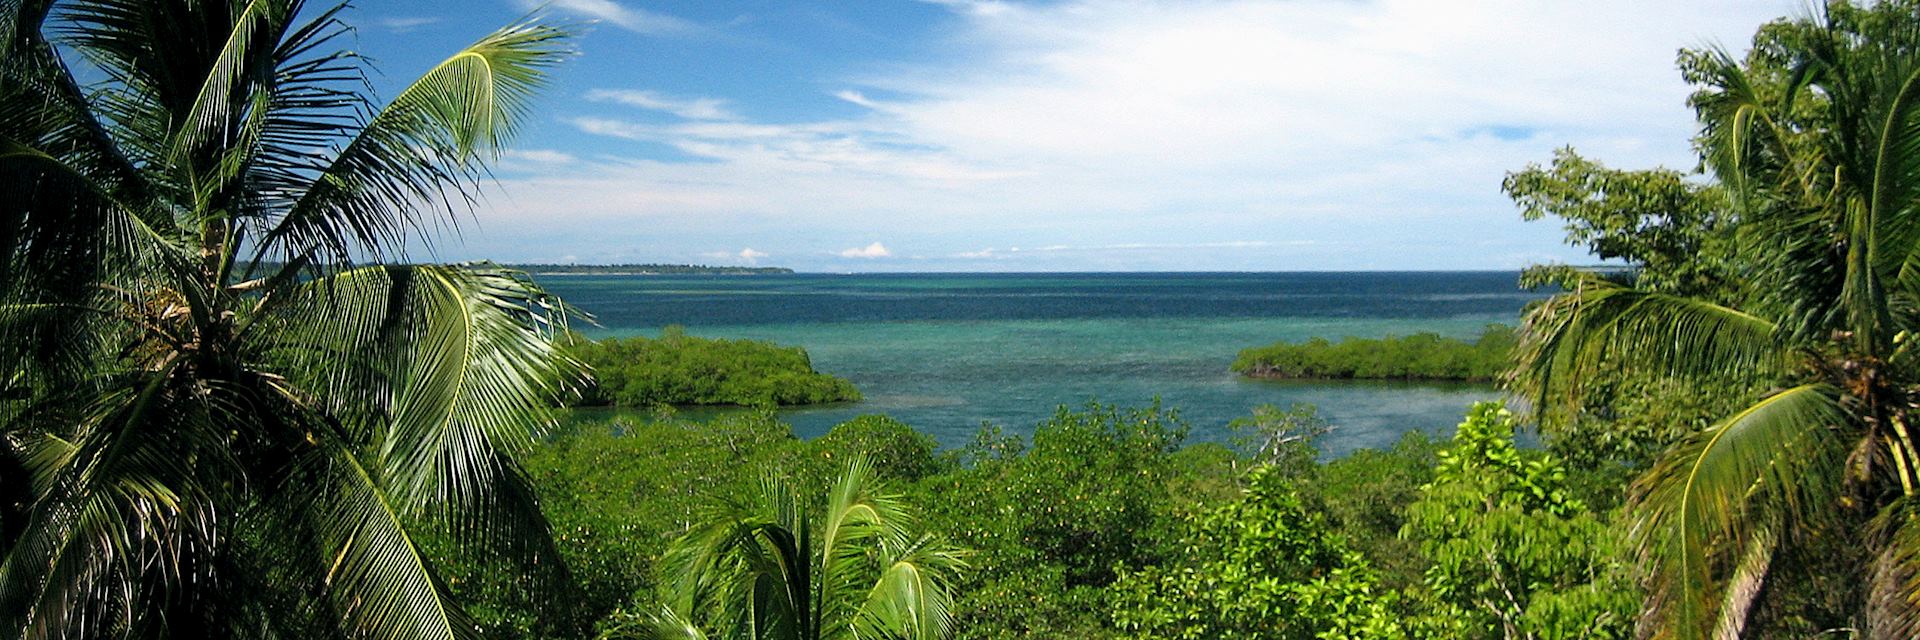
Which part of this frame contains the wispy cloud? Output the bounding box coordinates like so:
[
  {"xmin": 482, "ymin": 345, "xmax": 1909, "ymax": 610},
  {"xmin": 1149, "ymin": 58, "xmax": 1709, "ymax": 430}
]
[
  {"xmin": 376, "ymin": 16, "xmax": 441, "ymax": 33},
  {"xmin": 587, "ymin": 89, "xmax": 737, "ymax": 120},
  {"xmin": 520, "ymin": 0, "xmax": 699, "ymax": 36},
  {"xmin": 917, "ymin": 0, "xmax": 1017, "ymax": 18},
  {"xmin": 466, "ymin": 0, "xmax": 1795, "ymax": 270},
  {"xmin": 837, "ymin": 242, "xmax": 892, "ymax": 258},
  {"xmin": 834, "ymin": 90, "xmax": 882, "ymax": 109},
  {"xmin": 501, "ymin": 149, "xmax": 578, "ymax": 164}
]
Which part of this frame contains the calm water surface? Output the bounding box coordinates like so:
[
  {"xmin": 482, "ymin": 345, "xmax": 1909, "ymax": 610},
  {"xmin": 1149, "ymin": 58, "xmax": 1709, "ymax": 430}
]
[{"xmin": 541, "ymin": 272, "xmax": 1545, "ymax": 455}]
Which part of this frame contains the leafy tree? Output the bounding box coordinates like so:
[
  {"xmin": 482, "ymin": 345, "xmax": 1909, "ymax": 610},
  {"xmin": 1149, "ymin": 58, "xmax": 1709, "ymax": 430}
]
[
  {"xmin": 1400, "ymin": 404, "xmax": 1634, "ymax": 639},
  {"xmin": 0, "ymin": 1, "xmax": 579, "ymax": 638},
  {"xmin": 1512, "ymin": 2, "xmax": 1920, "ymax": 634},
  {"xmin": 1109, "ymin": 465, "xmax": 1408, "ymax": 640},
  {"xmin": 601, "ymin": 458, "xmax": 967, "ymax": 640},
  {"xmin": 1502, "ymin": 148, "xmax": 1735, "ymax": 298}
]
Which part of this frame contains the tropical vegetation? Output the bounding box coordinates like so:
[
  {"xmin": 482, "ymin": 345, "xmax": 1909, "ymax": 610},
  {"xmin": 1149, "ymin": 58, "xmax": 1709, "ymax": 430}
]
[
  {"xmin": 571, "ymin": 327, "xmax": 861, "ymax": 408},
  {"xmin": 0, "ymin": 1, "xmax": 580, "ymax": 638},
  {"xmin": 1510, "ymin": 1, "xmax": 1920, "ymax": 635},
  {"xmin": 1233, "ymin": 324, "xmax": 1516, "ymax": 382},
  {"xmin": 600, "ymin": 457, "xmax": 967, "ymax": 640}
]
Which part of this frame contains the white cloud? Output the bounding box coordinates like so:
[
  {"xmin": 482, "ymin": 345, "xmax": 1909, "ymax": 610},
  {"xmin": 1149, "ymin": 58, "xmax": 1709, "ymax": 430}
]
[
  {"xmin": 587, "ymin": 89, "xmax": 737, "ymax": 120},
  {"xmin": 918, "ymin": 0, "xmax": 1017, "ymax": 18},
  {"xmin": 520, "ymin": 0, "xmax": 698, "ymax": 36},
  {"xmin": 739, "ymin": 247, "xmax": 769, "ymax": 262},
  {"xmin": 501, "ymin": 149, "xmax": 577, "ymax": 164},
  {"xmin": 376, "ymin": 16, "xmax": 441, "ymax": 32},
  {"xmin": 835, "ymin": 90, "xmax": 881, "ymax": 109},
  {"xmin": 467, "ymin": 0, "xmax": 1799, "ymax": 270},
  {"xmin": 838, "ymin": 242, "xmax": 893, "ymax": 258}
]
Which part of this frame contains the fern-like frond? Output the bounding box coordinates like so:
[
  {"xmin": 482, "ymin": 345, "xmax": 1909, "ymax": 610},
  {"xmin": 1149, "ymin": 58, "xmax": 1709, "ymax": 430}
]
[
  {"xmin": 295, "ymin": 441, "xmax": 475, "ymax": 640},
  {"xmin": 1512, "ymin": 276, "xmax": 1782, "ymax": 418},
  {"xmin": 258, "ymin": 20, "xmax": 572, "ymax": 266},
  {"xmin": 852, "ymin": 537, "xmax": 968, "ymax": 640},
  {"xmin": 1631, "ymin": 384, "xmax": 1849, "ymax": 639}
]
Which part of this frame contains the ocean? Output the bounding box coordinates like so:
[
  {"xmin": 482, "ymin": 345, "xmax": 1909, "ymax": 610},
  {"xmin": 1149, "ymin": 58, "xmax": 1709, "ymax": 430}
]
[{"xmin": 540, "ymin": 271, "xmax": 1546, "ymax": 455}]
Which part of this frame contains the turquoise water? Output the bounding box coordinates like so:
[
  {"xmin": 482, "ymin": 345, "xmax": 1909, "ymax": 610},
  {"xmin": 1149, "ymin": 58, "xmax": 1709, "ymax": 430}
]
[{"xmin": 542, "ymin": 272, "xmax": 1544, "ymax": 455}]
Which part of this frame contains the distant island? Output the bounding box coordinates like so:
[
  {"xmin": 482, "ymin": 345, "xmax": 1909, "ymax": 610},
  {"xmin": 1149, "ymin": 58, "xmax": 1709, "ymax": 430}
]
[
  {"xmin": 1232, "ymin": 324, "xmax": 1515, "ymax": 382},
  {"xmin": 512, "ymin": 263, "xmax": 794, "ymax": 275},
  {"xmin": 568, "ymin": 326, "xmax": 860, "ymax": 407}
]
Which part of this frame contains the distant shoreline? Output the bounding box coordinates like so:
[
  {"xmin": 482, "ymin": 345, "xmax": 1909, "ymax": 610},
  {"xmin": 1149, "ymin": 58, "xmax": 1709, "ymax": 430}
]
[{"xmin": 508, "ymin": 263, "xmax": 794, "ymax": 276}]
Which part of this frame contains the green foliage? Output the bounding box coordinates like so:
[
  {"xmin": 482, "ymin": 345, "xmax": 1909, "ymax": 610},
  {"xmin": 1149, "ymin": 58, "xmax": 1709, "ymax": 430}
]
[
  {"xmin": 464, "ymin": 412, "xmax": 956, "ymax": 638},
  {"xmin": 1232, "ymin": 325, "xmax": 1515, "ymax": 382},
  {"xmin": 1110, "ymin": 466, "xmax": 1408, "ymax": 640},
  {"xmin": 809, "ymin": 415, "xmax": 946, "ymax": 482},
  {"xmin": 0, "ymin": 3, "xmax": 581, "ymax": 638},
  {"xmin": 572, "ymin": 326, "xmax": 861, "ymax": 407},
  {"xmin": 1301, "ymin": 432, "xmax": 1442, "ymax": 591},
  {"xmin": 1400, "ymin": 406, "xmax": 1637, "ymax": 639},
  {"xmin": 918, "ymin": 402, "xmax": 1193, "ymax": 639},
  {"xmin": 459, "ymin": 412, "xmax": 802, "ymax": 636},
  {"xmin": 473, "ymin": 399, "xmax": 1647, "ymax": 640},
  {"xmin": 1508, "ymin": 2, "xmax": 1920, "ymax": 634},
  {"xmin": 600, "ymin": 458, "xmax": 968, "ymax": 640},
  {"xmin": 1503, "ymin": 148, "xmax": 1735, "ymax": 298}
]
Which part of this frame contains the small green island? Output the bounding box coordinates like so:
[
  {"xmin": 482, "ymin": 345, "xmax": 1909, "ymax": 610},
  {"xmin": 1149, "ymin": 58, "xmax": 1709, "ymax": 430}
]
[
  {"xmin": 569, "ymin": 326, "xmax": 860, "ymax": 407},
  {"xmin": 513, "ymin": 263, "xmax": 795, "ymax": 275},
  {"xmin": 1233, "ymin": 324, "xmax": 1516, "ymax": 382}
]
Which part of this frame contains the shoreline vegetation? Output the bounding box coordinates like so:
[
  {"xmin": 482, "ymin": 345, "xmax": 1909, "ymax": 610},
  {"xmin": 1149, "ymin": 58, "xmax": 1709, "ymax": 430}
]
[
  {"xmin": 512, "ymin": 263, "xmax": 794, "ymax": 275},
  {"xmin": 568, "ymin": 326, "xmax": 861, "ymax": 407},
  {"xmin": 1232, "ymin": 324, "xmax": 1516, "ymax": 382}
]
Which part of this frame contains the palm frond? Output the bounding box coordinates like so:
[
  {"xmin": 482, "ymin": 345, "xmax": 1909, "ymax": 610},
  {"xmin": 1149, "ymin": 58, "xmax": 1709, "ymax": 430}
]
[
  {"xmin": 852, "ymin": 538, "xmax": 967, "ymax": 640},
  {"xmin": 296, "ymin": 442, "xmax": 476, "ymax": 640},
  {"xmin": 649, "ymin": 458, "xmax": 966, "ymax": 640},
  {"xmin": 1631, "ymin": 383, "xmax": 1849, "ymax": 638},
  {"xmin": 0, "ymin": 367, "xmax": 224, "ymax": 640},
  {"xmin": 254, "ymin": 263, "xmax": 581, "ymax": 597},
  {"xmin": 1512, "ymin": 276, "xmax": 1782, "ymax": 417},
  {"xmin": 258, "ymin": 19, "xmax": 572, "ymax": 265}
]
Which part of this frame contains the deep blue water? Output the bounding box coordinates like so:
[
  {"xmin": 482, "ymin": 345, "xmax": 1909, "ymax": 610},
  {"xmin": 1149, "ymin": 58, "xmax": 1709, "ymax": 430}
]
[{"xmin": 541, "ymin": 272, "xmax": 1545, "ymax": 455}]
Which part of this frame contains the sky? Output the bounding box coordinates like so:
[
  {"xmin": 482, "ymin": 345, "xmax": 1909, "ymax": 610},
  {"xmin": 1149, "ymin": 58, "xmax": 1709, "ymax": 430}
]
[{"xmin": 352, "ymin": 0, "xmax": 1802, "ymax": 272}]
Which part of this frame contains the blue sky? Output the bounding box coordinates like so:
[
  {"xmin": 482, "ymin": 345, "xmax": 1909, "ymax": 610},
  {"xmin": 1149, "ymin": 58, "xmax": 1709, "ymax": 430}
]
[{"xmin": 355, "ymin": 0, "xmax": 1797, "ymax": 272}]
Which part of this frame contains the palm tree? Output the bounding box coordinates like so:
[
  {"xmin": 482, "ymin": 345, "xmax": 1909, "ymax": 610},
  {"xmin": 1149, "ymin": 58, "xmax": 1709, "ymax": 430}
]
[
  {"xmin": 604, "ymin": 459, "xmax": 966, "ymax": 640},
  {"xmin": 0, "ymin": 1, "xmax": 580, "ymax": 637},
  {"xmin": 1512, "ymin": 2, "xmax": 1920, "ymax": 637}
]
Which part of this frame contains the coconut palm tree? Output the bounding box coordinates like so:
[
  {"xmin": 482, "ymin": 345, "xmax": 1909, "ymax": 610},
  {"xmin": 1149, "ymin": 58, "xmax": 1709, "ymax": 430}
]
[
  {"xmin": 604, "ymin": 458, "xmax": 966, "ymax": 640},
  {"xmin": 0, "ymin": 1, "xmax": 580, "ymax": 637},
  {"xmin": 1512, "ymin": 2, "xmax": 1920, "ymax": 637}
]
